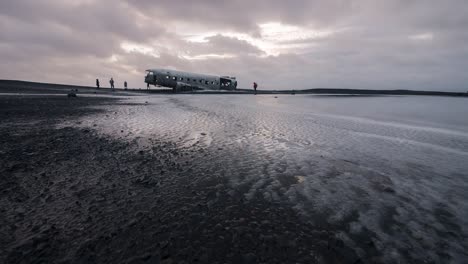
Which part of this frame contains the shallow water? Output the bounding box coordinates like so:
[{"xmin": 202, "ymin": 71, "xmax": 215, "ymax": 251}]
[{"xmin": 69, "ymin": 94, "xmax": 468, "ymax": 262}]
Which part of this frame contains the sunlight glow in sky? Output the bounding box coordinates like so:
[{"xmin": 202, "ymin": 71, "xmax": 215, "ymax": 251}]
[
  {"xmin": 409, "ymin": 33, "xmax": 434, "ymax": 41},
  {"xmin": 182, "ymin": 22, "xmax": 335, "ymax": 56},
  {"xmin": 120, "ymin": 42, "xmax": 160, "ymax": 57},
  {"xmin": 180, "ymin": 53, "xmax": 237, "ymax": 60}
]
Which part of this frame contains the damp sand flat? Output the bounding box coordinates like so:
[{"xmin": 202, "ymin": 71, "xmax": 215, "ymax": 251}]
[
  {"xmin": 2, "ymin": 93, "xmax": 468, "ymax": 263},
  {"xmin": 69, "ymin": 94, "xmax": 468, "ymax": 262}
]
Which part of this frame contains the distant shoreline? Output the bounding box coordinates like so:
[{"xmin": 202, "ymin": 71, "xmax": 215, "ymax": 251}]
[{"xmin": 1, "ymin": 79, "xmax": 467, "ymax": 97}]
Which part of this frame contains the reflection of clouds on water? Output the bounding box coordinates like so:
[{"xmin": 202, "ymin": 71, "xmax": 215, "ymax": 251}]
[{"xmin": 66, "ymin": 94, "xmax": 468, "ymax": 263}]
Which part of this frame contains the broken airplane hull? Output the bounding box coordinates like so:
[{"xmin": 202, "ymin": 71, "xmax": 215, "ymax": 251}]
[{"xmin": 145, "ymin": 68, "xmax": 237, "ymax": 92}]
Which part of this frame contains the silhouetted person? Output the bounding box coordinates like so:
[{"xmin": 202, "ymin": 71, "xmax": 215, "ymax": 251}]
[
  {"xmin": 253, "ymin": 82, "xmax": 258, "ymax": 95},
  {"xmin": 96, "ymin": 79, "xmax": 100, "ymax": 89},
  {"xmin": 124, "ymin": 81, "xmax": 127, "ymax": 90},
  {"xmin": 147, "ymin": 82, "xmax": 150, "ymax": 89},
  {"xmin": 110, "ymin": 77, "xmax": 114, "ymax": 89}
]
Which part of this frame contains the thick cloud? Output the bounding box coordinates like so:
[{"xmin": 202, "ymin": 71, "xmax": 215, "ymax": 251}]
[
  {"xmin": 124, "ymin": 0, "xmax": 354, "ymax": 34},
  {"xmin": 0, "ymin": 0, "xmax": 467, "ymax": 91}
]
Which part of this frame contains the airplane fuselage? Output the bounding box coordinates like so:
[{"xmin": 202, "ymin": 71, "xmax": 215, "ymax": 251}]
[{"xmin": 145, "ymin": 68, "xmax": 237, "ymax": 92}]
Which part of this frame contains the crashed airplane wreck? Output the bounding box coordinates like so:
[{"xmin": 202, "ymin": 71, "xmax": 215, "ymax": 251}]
[{"xmin": 145, "ymin": 68, "xmax": 238, "ymax": 92}]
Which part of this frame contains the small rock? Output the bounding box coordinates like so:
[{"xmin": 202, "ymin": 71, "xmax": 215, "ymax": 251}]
[
  {"xmin": 159, "ymin": 240, "xmax": 169, "ymax": 249},
  {"xmin": 127, "ymin": 219, "xmax": 137, "ymax": 227},
  {"xmin": 243, "ymin": 253, "xmax": 257, "ymax": 263},
  {"xmin": 15, "ymin": 207, "xmax": 26, "ymax": 215},
  {"xmin": 141, "ymin": 253, "xmax": 152, "ymax": 261}
]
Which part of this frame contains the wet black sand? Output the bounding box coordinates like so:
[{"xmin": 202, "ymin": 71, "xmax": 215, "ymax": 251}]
[{"xmin": 0, "ymin": 94, "xmax": 365, "ymax": 263}]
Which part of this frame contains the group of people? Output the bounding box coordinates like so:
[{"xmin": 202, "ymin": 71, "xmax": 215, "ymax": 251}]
[
  {"xmin": 95, "ymin": 78, "xmax": 127, "ymax": 90},
  {"xmin": 96, "ymin": 77, "xmax": 258, "ymax": 92}
]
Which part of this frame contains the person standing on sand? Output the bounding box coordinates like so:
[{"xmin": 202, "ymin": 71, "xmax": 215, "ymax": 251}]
[
  {"xmin": 110, "ymin": 78, "xmax": 114, "ymax": 89},
  {"xmin": 124, "ymin": 81, "xmax": 128, "ymax": 90},
  {"xmin": 96, "ymin": 79, "xmax": 100, "ymax": 89},
  {"xmin": 253, "ymin": 82, "xmax": 258, "ymax": 95}
]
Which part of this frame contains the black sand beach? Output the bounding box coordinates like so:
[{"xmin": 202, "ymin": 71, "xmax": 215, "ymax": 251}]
[
  {"xmin": 0, "ymin": 92, "xmax": 359, "ymax": 263},
  {"xmin": 2, "ymin": 83, "xmax": 467, "ymax": 264}
]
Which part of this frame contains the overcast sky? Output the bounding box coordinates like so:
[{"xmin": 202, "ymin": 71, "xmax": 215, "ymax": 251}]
[{"xmin": 1, "ymin": 0, "xmax": 467, "ymax": 91}]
